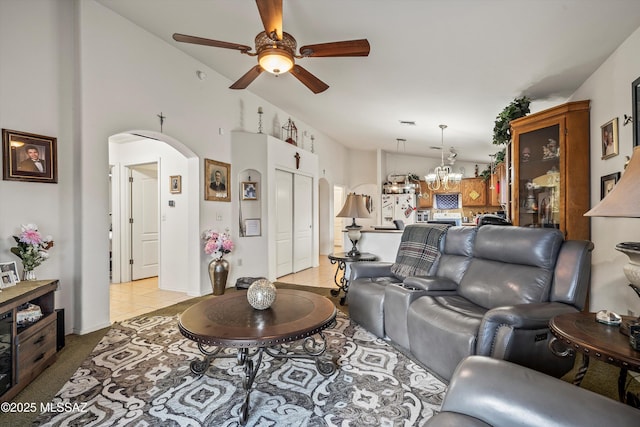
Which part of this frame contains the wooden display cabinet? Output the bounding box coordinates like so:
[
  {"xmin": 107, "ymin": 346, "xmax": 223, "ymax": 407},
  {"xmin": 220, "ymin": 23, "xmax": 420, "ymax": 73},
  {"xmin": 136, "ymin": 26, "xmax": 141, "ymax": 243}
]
[
  {"xmin": 0, "ymin": 279, "xmax": 59, "ymax": 402},
  {"xmin": 509, "ymin": 100, "xmax": 590, "ymax": 240}
]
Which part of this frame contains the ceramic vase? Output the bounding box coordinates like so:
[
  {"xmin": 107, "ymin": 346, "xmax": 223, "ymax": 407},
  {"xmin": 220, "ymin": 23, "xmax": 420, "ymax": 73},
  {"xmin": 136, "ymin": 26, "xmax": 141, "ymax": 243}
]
[
  {"xmin": 208, "ymin": 258, "xmax": 229, "ymax": 295},
  {"xmin": 23, "ymin": 269, "xmax": 37, "ymax": 281},
  {"xmin": 247, "ymin": 279, "xmax": 277, "ymax": 310}
]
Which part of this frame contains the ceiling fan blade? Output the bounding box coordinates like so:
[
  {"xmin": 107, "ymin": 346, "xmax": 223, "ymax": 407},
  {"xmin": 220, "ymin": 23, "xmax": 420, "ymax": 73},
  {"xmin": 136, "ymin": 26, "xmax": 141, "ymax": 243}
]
[
  {"xmin": 256, "ymin": 0, "xmax": 283, "ymax": 40},
  {"xmin": 173, "ymin": 33, "xmax": 252, "ymax": 53},
  {"xmin": 290, "ymin": 65, "xmax": 329, "ymax": 94},
  {"xmin": 299, "ymin": 39, "xmax": 370, "ymax": 57},
  {"xmin": 229, "ymin": 65, "xmax": 264, "ymax": 90}
]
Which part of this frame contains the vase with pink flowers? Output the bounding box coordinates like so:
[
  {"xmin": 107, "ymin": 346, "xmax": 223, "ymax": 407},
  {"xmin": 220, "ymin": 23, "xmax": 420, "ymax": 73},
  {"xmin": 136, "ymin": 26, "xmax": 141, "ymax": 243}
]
[
  {"xmin": 11, "ymin": 223, "xmax": 55, "ymax": 281},
  {"xmin": 202, "ymin": 228, "xmax": 234, "ymax": 295}
]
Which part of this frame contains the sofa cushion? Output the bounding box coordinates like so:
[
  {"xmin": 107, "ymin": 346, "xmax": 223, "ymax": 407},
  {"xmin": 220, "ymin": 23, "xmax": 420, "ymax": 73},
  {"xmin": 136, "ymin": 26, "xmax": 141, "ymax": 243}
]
[
  {"xmin": 435, "ymin": 226, "xmax": 477, "ymax": 284},
  {"xmin": 390, "ymin": 224, "xmax": 449, "ymax": 279},
  {"xmin": 407, "ymin": 296, "xmax": 486, "ymax": 380},
  {"xmin": 457, "ymin": 226, "xmax": 564, "ymax": 309}
]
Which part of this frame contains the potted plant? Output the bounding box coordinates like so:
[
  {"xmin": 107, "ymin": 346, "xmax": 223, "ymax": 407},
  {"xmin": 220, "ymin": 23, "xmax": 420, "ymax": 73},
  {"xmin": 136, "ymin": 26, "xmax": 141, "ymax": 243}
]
[{"xmin": 493, "ymin": 96, "xmax": 531, "ymax": 145}]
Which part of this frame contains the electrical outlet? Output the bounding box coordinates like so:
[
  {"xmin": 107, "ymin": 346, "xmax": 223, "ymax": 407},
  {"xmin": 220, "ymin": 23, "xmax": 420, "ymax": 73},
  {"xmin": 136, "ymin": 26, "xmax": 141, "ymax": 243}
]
[
  {"xmin": 238, "ymin": 258, "xmax": 243, "ymax": 266},
  {"xmin": 216, "ymin": 212, "xmax": 222, "ymax": 221}
]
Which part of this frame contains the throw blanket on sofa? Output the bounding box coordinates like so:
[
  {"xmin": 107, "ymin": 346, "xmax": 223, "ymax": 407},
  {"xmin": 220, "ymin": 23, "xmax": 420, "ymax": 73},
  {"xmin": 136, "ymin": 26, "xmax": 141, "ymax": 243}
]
[{"xmin": 391, "ymin": 224, "xmax": 449, "ymax": 279}]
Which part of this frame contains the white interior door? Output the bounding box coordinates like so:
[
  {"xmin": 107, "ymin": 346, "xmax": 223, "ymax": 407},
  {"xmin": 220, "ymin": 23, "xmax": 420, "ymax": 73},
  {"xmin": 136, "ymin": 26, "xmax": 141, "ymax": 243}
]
[
  {"xmin": 130, "ymin": 165, "xmax": 159, "ymax": 280},
  {"xmin": 275, "ymin": 170, "xmax": 293, "ymax": 277},
  {"xmin": 293, "ymin": 174, "xmax": 313, "ymax": 272}
]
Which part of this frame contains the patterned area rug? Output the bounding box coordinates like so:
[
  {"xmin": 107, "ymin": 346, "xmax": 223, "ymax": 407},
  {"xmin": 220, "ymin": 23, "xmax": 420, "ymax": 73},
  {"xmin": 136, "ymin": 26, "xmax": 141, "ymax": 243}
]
[{"xmin": 35, "ymin": 312, "xmax": 446, "ymax": 426}]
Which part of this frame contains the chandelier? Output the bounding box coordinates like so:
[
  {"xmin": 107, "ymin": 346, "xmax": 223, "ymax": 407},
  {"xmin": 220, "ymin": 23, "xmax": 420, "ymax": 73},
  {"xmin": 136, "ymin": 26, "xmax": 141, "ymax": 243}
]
[{"xmin": 425, "ymin": 124, "xmax": 462, "ymax": 191}]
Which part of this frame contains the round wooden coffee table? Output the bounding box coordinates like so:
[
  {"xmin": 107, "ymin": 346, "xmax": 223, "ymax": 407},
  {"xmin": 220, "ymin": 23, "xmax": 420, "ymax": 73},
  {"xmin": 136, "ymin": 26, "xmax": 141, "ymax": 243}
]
[
  {"xmin": 179, "ymin": 288, "xmax": 337, "ymax": 424},
  {"xmin": 549, "ymin": 311, "xmax": 640, "ymax": 403}
]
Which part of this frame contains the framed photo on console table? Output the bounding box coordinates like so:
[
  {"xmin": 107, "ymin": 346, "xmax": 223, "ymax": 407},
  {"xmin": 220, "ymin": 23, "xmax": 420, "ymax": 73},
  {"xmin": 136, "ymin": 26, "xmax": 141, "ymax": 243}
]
[{"xmin": 2, "ymin": 129, "xmax": 57, "ymax": 183}]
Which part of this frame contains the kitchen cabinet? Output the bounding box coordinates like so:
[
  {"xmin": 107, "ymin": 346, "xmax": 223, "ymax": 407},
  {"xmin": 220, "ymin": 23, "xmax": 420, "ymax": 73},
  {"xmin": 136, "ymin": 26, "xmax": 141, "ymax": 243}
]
[
  {"xmin": 461, "ymin": 178, "xmax": 487, "ymax": 207},
  {"xmin": 417, "ymin": 181, "xmax": 433, "ymax": 208},
  {"xmin": 490, "ymin": 162, "xmax": 507, "ymax": 207},
  {"xmin": 509, "ymin": 100, "xmax": 590, "ymax": 240},
  {"xmin": 0, "ymin": 279, "xmax": 59, "ymax": 402}
]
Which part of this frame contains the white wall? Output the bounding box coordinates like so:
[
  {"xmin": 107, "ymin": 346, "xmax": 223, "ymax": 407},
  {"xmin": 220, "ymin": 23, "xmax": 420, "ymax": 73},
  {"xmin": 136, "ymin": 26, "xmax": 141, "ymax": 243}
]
[{"xmin": 570, "ymin": 26, "xmax": 640, "ymax": 315}]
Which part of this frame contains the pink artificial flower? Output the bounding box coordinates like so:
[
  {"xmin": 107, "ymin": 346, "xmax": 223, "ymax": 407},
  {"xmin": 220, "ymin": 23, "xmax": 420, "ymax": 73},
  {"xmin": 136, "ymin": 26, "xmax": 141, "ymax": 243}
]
[
  {"xmin": 221, "ymin": 239, "xmax": 234, "ymax": 252},
  {"xmin": 20, "ymin": 227, "xmax": 43, "ymax": 245}
]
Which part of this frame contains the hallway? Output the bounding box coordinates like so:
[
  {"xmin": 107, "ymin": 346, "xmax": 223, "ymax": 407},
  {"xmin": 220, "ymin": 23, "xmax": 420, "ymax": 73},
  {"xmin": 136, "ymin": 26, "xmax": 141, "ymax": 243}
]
[{"xmin": 109, "ymin": 256, "xmax": 342, "ymax": 322}]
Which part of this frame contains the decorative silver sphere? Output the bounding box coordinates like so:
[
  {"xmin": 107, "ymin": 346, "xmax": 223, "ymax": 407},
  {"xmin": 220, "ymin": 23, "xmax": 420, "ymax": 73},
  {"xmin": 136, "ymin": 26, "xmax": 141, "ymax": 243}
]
[{"xmin": 247, "ymin": 279, "xmax": 277, "ymax": 310}]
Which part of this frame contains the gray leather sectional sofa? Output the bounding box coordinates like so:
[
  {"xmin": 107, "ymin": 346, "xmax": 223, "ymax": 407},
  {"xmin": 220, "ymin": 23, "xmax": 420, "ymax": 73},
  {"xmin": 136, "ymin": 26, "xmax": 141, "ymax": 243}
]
[{"xmin": 347, "ymin": 224, "xmax": 593, "ymax": 381}]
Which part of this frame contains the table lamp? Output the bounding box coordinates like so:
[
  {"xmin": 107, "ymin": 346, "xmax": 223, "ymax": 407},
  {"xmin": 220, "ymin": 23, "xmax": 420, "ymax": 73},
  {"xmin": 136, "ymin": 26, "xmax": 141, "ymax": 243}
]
[
  {"xmin": 337, "ymin": 193, "xmax": 370, "ymax": 256},
  {"xmin": 585, "ymin": 145, "xmax": 640, "ymax": 333}
]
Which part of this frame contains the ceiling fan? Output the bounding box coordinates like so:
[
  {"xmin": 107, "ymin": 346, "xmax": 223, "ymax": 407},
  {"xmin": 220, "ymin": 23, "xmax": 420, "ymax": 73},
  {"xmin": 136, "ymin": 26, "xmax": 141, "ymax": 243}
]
[{"xmin": 172, "ymin": 0, "xmax": 370, "ymax": 94}]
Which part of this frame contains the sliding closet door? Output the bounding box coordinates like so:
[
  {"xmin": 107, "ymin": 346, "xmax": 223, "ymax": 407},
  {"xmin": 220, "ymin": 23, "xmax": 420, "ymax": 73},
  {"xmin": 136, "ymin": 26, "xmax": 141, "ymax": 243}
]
[
  {"xmin": 293, "ymin": 174, "xmax": 313, "ymax": 272},
  {"xmin": 275, "ymin": 170, "xmax": 294, "ymax": 277}
]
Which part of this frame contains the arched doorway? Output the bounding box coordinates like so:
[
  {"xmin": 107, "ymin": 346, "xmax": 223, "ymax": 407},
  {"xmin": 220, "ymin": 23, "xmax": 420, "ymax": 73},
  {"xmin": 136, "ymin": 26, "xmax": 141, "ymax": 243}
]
[{"xmin": 108, "ymin": 130, "xmax": 200, "ymax": 300}]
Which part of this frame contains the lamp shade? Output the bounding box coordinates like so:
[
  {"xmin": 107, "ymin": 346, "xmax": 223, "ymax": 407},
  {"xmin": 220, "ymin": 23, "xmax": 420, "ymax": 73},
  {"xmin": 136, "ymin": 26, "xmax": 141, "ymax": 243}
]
[
  {"xmin": 585, "ymin": 146, "xmax": 640, "ymax": 217},
  {"xmin": 337, "ymin": 194, "xmax": 370, "ymax": 219}
]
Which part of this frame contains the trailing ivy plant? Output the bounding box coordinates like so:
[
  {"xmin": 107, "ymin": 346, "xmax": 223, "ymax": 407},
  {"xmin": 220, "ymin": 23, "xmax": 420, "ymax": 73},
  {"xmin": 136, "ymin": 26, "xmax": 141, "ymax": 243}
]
[{"xmin": 492, "ymin": 96, "xmax": 531, "ymax": 145}]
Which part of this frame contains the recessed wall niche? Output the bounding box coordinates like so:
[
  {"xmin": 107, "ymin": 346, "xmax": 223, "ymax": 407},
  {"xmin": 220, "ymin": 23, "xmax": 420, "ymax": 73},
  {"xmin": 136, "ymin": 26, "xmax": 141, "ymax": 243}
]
[{"xmin": 239, "ymin": 168, "xmax": 262, "ymax": 237}]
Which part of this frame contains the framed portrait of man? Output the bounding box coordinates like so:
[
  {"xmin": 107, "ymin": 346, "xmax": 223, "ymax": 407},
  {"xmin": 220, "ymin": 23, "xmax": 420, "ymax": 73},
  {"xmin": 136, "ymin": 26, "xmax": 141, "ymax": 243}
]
[
  {"xmin": 205, "ymin": 159, "xmax": 231, "ymax": 202},
  {"xmin": 600, "ymin": 118, "xmax": 619, "ymax": 160},
  {"xmin": 2, "ymin": 129, "xmax": 58, "ymax": 183}
]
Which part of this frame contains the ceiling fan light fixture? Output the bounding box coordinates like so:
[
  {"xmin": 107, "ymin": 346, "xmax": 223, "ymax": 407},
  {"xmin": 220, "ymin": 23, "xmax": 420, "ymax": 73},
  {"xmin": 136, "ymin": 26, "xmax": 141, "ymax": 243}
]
[{"xmin": 258, "ymin": 47, "xmax": 294, "ymax": 75}]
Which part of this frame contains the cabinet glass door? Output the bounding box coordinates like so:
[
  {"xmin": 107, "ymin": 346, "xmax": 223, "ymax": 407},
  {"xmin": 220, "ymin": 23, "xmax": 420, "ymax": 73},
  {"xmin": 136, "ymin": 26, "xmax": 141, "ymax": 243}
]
[{"xmin": 517, "ymin": 124, "xmax": 560, "ymax": 229}]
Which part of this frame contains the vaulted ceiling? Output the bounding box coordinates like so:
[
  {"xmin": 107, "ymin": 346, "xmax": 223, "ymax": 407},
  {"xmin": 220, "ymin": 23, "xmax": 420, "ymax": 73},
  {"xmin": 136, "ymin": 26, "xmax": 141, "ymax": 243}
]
[{"xmin": 97, "ymin": 0, "xmax": 640, "ymax": 162}]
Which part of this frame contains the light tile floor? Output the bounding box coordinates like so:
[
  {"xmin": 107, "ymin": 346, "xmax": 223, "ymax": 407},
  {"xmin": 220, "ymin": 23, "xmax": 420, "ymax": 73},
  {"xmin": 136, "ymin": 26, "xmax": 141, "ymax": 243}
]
[{"xmin": 109, "ymin": 254, "xmax": 343, "ymax": 323}]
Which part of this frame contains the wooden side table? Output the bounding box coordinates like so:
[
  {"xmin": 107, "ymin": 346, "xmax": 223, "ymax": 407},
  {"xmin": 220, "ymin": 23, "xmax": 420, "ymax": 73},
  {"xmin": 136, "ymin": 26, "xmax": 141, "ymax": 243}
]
[
  {"xmin": 549, "ymin": 311, "xmax": 640, "ymax": 404},
  {"xmin": 328, "ymin": 252, "xmax": 377, "ymax": 305}
]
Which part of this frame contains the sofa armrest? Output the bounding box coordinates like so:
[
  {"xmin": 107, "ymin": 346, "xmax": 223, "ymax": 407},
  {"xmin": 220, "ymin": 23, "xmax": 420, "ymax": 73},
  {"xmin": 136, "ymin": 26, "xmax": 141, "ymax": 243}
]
[
  {"xmin": 427, "ymin": 356, "xmax": 640, "ymax": 427},
  {"xmin": 349, "ymin": 261, "xmax": 394, "ymax": 281},
  {"xmin": 403, "ymin": 276, "xmax": 458, "ymax": 293},
  {"xmin": 481, "ymin": 302, "xmax": 578, "ymax": 330}
]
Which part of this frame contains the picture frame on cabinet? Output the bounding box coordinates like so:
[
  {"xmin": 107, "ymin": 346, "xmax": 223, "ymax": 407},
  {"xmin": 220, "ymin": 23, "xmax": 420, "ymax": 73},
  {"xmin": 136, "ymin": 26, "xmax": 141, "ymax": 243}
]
[
  {"xmin": 600, "ymin": 118, "xmax": 619, "ymax": 159},
  {"xmin": 600, "ymin": 172, "xmax": 620, "ymax": 200},
  {"xmin": 2, "ymin": 129, "xmax": 58, "ymax": 183},
  {"xmin": 633, "ymin": 76, "xmax": 640, "ymax": 147},
  {"xmin": 170, "ymin": 175, "xmax": 181, "ymax": 194},
  {"xmin": 0, "ymin": 261, "xmax": 20, "ymax": 284},
  {"xmin": 205, "ymin": 159, "xmax": 231, "ymax": 202},
  {"xmin": 241, "ymin": 182, "xmax": 258, "ymax": 200},
  {"xmin": 0, "ymin": 271, "xmax": 16, "ymax": 289}
]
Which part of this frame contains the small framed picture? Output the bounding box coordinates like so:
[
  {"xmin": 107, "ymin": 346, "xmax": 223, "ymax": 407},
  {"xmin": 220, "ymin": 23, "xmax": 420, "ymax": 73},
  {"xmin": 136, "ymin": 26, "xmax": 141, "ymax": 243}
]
[
  {"xmin": 244, "ymin": 219, "xmax": 261, "ymax": 237},
  {"xmin": 601, "ymin": 118, "xmax": 619, "ymax": 159},
  {"xmin": 0, "ymin": 261, "xmax": 20, "ymax": 283},
  {"xmin": 2, "ymin": 129, "xmax": 58, "ymax": 183},
  {"xmin": 205, "ymin": 159, "xmax": 230, "ymax": 202},
  {"xmin": 0, "ymin": 271, "xmax": 16, "ymax": 289},
  {"xmin": 170, "ymin": 175, "xmax": 182, "ymax": 194},
  {"xmin": 600, "ymin": 172, "xmax": 620, "ymax": 200},
  {"xmin": 242, "ymin": 181, "xmax": 258, "ymax": 200}
]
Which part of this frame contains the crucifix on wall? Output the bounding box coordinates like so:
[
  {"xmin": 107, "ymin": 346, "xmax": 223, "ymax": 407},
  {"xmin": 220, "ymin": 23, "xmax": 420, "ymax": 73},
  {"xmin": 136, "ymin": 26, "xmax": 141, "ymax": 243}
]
[
  {"xmin": 158, "ymin": 112, "xmax": 166, "ymax": 133},
  {"xmin": 295, "ymin": 152, "xmax": 300, "ymax": 169}
]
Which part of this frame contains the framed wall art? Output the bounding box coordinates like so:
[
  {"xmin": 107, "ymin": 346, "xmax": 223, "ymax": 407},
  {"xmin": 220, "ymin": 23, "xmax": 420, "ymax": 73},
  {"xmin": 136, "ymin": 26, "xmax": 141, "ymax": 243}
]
[
  {"xmin": 2, "ymin": 129, "xmax": 58, "ymax": 183},
  {"xmin": 600, "ymin": 172, "xmax": 620, "ymax": 200},
  {"xmin": 242, "ymin": 181, "xmax": 258, "ymax": 200},
  {"xmin": 600, "ymin": 118, "xmax": 619, "ymax": 159},
  {"xmin": 205, "ymin": 159, "xmax": 231, "ymax": 202},
  {"xmin": 633, "ymin": 76, "xmax": 640, "ymax": 147},
  {"xmin": 170, "ymin": 175, "xmax": 182, "ymax": 194}
]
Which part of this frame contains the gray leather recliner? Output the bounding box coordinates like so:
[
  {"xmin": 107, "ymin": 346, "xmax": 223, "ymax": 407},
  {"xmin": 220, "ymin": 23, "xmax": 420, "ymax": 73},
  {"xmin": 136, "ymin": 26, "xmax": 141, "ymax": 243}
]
[{"xmin": 426, "ymin": 356, "xmax": 640, "ymax": 427}]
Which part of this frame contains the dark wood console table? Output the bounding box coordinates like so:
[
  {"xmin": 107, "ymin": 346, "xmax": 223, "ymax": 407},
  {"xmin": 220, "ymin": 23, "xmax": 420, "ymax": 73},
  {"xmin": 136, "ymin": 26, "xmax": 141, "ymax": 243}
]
[
  {"xmin": 328, "ymin": 252, "xmax": 378, "ymax": 305},
  {"xmin": 0, "ymin": 279, "xmax": 59, "ymax": 402},
  {"xmin": 549, "ymin": 311, "xmax": 640, "ymax": 404},
  {"xmin": 179, "ymin": 289, "xmax": 337, "ymax": 425}
]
